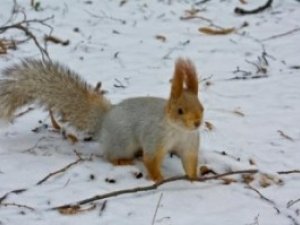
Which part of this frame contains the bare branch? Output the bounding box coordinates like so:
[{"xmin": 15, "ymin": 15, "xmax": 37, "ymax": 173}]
[
  {"xmin": 247, "ymin": 185, "xmax": 278, "ymax": 209},
  {"xmin": 287, "ymin": 198, "xmax": 300, "ymax": 209},
  {"xmin": 195, "ymin": 0, "xmax": 211, "ymax": 5},
  {"xmin": 278, "ymin": 170, "xmax": 300, "ymax": 175},
  {"xmin": 15, "ymin": 107, "xmax": 35, "ymax": 118},
  {"xmin": 262, "ymin": 28, "xmax": 300, "ymax": 42},
  {"xmin": 51, "ymin": 169, "xmax": 259, "ymax": 210},
  {"xmin": 247, "ymin": 185, "xmax": 300, "ymax": 225},
  {"xmin": 0, "ymin": 5, "xmax": 54, "ymax": 61},
  {"xmin": 36, "ymin": 150, "xmax": 84, "ymax": 185},
  {"xmin": 0, "ymin": 189, "xmax": 27, "ymax": 204},
  {"xmin": 99, "ymin": 200, "xmax": 107, "ymax": 216},
  {"xmin": 84, "ymin": 10, "xmax": 126, "ymax": 24},
  {"xmin": 277, "ymin": 130, "xmax": 294, "ymax": 142},
  {"xmin": 1, "ymin": 0, "xmax": 19, "ymax": 27},
  {"xmin": 50, "ymin": 168, "xmax": 300, "ymax": 210},
  {"xmin": 0, "ymin": 202, "xmax": 35, "ymax": 211}
]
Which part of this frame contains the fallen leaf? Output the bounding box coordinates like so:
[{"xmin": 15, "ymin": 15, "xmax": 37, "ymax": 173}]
[
  {"xmin": 199, "ymin": 165, "xmax": 217, "ymax": 176},
  {"xmin": 259, "ymin": 173, "xmax": 283, "ymax": 188},
  {"xmin": 58, "ymin": 205, "xmax": 81, "ymax": 215},
  {"xmin": 0, "ymin": 40, "xmax": 7, "ymax": 54},
  {"xmin": 0, "ymin": 39, "xmax": 17, "ymax": 54},
  {"xmin": 44, "ymin": 35, "xmax": 70, "ymax": 46},
  {"xmin": 259, "ymin": 174, "xmax": 272, "ymax": 188},
  {"xmin": 242, "ymin": 174, "xmax": 254, "ymax": 184},
  {"xmin": 199, "ymin": 27, "xmax": 236, "ymax": 35},
  {"xmin": 58, "ymin": 204, "xmax": 96, "ymax": 215},
  {"xmin": 222, "ymin": 177, "xmax": 237, "ymax": 185}
]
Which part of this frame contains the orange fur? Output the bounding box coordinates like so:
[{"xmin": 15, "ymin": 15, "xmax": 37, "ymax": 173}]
[
  {"xmin": 167, "ymin": 58, "xmax": 203, "ymax": 130},
  {"xmin": 171, "ymin": 58, "xmax": 199, "ymax": 99},
  {"xmin": 170, "ymin": 59, "xmax": 184, "ymax": 99},
  {"xmin": 181, "ymin": 151, "xmax": 198, "ymax": 180},
  {"xmin": 49, "ymin": 110, "xmax": 61, "ymax": 130},
  {"xmin": 182, "ymin": 59, "xmax": 199, "ymax": 94},
  {"xmin": 143, "ymin": 147, "xmax": 166, "ymax": 182},
  {"xmin": 110, "ymin": 158, "xmax": 134, "ymax": 166}
]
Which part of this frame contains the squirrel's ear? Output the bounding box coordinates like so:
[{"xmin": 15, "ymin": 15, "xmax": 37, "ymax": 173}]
[
  {"xmin": 183, "ymin": 59, "xmax": 198, "ymax": 95},
  {"xmin": 170, "ymin": 58, "xmax": 184, "ymax": 99}
]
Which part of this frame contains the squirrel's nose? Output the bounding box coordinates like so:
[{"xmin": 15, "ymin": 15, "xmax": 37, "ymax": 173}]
[{"xmin": 194, "ymin": 120, "xmax": 201, "ymax": 128}]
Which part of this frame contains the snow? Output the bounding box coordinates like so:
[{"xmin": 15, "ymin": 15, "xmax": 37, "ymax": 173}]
[{"xmin": 1, "ymin": 0, "xmax": 300, "ymax": 224}]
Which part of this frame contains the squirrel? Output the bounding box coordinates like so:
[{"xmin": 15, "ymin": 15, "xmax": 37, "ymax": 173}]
[{"xmin": 0, "ymin": 58, "xmax": 204, "ymax": 182}]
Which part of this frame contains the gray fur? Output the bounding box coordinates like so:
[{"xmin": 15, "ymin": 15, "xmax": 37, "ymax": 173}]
[
  {"xmin": 99, "ymin": 97, "xmax": 199, "ymax": 161},
  {"xmin": 0, "ymin": 58, "xmax": 202, "ymax": 179}
]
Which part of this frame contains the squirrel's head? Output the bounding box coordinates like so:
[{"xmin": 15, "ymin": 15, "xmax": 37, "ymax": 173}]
[{"xmin": 166, "ymin": 58, "xmax": 204, "ymax": 131}]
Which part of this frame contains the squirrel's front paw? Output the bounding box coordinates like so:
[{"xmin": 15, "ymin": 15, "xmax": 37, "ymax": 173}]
[
  {"xmin": 187, "ymin": 174, "xmax": 198, "ymax": 181},
  {"xmin": 147, "ymin": 173, "xmax": 164, "ymax": 183}
]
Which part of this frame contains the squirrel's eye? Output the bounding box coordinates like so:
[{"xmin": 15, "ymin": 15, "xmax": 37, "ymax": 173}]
[{"xmin": 177, "ymin": 108, "xmax": 184, "ymax": 115}]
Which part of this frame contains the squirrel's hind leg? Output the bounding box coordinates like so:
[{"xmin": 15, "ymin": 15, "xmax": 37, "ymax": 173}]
[{"xmin": 105, "ymin": 146, "xmax": 141, "ymax": 166}]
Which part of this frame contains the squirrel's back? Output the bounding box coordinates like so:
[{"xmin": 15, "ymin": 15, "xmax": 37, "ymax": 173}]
[
  {"xmin": 0, "ymin": 59, "xmax": 111, "ymax": 133},
  {"xmin": 98, "ymin": 97, "xmax": 167, "ymax": 160},
  {"xmin": 102, "ymin": 96, "xmax": 166, "ymax": 131}
]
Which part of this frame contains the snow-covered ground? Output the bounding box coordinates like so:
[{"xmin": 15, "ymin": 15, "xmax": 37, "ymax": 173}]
[{"xmin": 0, "ymin": 0, "xmax": 300, "ymax": 224}]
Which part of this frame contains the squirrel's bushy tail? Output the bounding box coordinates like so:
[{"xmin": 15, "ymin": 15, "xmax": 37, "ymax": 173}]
[{"xmin": 0, "ymin": 59, "xmax": 111, "ymax": 133}]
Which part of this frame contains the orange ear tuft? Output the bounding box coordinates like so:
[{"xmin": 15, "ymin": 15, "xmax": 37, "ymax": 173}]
[
  {"xmin": 183, "ymin": 59, "xmax": 198, "ymax": 95},
  {"xmin": 170, "ymin": 58, "xmax": 185, "ymax": 99}
]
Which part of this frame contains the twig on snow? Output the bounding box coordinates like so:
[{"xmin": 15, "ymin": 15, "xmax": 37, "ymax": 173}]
[
  {"xmin": 162, "ymin": 40, "xmax": 190, "ymax": 60},
  {"xmin": 85, "ymin": 10, "xmax": 126, "ymax": 24},
  {"xmin": 246, "ymin": 214, "xmax": 260, "ymax": 225},
  {"xmin": 0, "ymin": 202, "xmax": 35, "ymax": 211},
  {"xmin": 247, "ymin": 185, "xmax": 300, "ymax": 225},
  {"xmin": 0, "ymin": 3, "xmax": 54, "ymax": 61},
  {"xmin": 51, "ymin": 169, "xmax": 259, "ymax": 210},
  {"xmin": 50, "ymin": 168, "xmax": 300, "ymax": 210},
  {"xmin": 287, "ymin": 198, "xmax": 300, "ymax": 209},
  {"xmin": 277, "ymin": 130, "xmax": 294, "ymax": 142},
  {"xmin": 151, "ymin": 193, "xmax": 163, "ymax": 225},
  {"xmin": 235, "ymin": 0, "xmax": 273, "ymax": 15},
  {"xmin": 99, "ymin": 200, "xmax": 107, "ymax": 216},
  {"xmin": 262, "ymin": 28, "xmax": 300, "ymax": 42},
  {"xmin": 195, "ymin": 0, "xmax": 211, "ymax": 5},
  {"xmin": 229, "ymin": 50, "xmax": 272, "ymax": 80},
  {"xmin": 0, "ymin": 189, "xmax": 27, "ymax": 204},
  {"xmin": 278, "ymin": 170, "xmax": 300, "ymax": 175},
  {"xmin": 180, "ymin": 15, "xmax": 214, "ymax": 24},
  {"xmin": 36, "ymin": 150, "xmax": 84, "ymax": 185},
  {"xmin": 113, "ymin": 78, "xmax": 127, "ymax": 89},
  {"xmin": 22, "ymin": 137, "xmax": 47, "ymax": 152},
  {"xmin": 247, "ymin": 185, "xmax": 279, "ymax": 212},
  {"xmin": 15, "ymin": 107, "xmax": 35, "ymax": 118}
]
